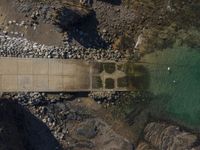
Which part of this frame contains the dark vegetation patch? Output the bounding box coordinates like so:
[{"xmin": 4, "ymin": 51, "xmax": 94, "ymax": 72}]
[
  {"xmin": 103, "ymin": 63, "xmax": 116, "ymax": 74},
  {"xmin": 117, "ymin": 76, "xmax": 128, "ymax": 88},
  {"xmin": 119, "ymin": 62, "xmax": 150, "ymax": 90},
  {"xmin": 105, "ymin": 78, "xmax": 115, "ymax": 89},
  {"xmin": 92, "ymin": 63, "xmax": 104, "ymax": 74},
  {"xmin": 98, "ymin": 63, "xmax": 104, "ymax": 73},
  {"xmin": 92, "ymin": 76, "xmax": 103, "ymax": 89}
]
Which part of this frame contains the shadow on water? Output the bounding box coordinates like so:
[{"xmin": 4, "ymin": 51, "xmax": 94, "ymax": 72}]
[
  {"xmin": 55, "ymin": 7, "xmax": 108, "ymax": 49},
  {"xmin": 0, "ymin": 99, "xmax": 62, "ymax": 150},
  {"xmin": 129, "ymin": 65, "xmax": 150, "ymax": 90},
  {"xmin": 122, "ymin": 63, "xmax": 150, "ymax": 90},
  {"xmin": 124, "ymin": 93, "xmax": 172, "ymax": 126}
]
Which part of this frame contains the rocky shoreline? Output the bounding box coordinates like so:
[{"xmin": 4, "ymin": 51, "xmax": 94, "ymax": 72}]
[
  {"xmin": 1, "ymin": 92, "xmax": 134, "ymax": 150},
  {"xmin": 0, "ymin": 33, "xmax": 127, "ymax": 61},
  {"xmin": 1, "ymin": 92, "xmax": 200, "ymax": 150},
  {"xmin": 0, "ymin": 0, "xmax": 200, "ymax": 149}
]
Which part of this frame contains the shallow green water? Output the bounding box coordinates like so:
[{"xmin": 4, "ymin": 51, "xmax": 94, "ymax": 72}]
[{"xmin": 140, "ymin": 47, "xmax": 200, "ymax": 127}]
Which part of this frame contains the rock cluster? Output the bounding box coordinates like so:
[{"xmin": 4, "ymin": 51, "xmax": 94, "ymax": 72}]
[
  {"xmin": 1, "ymin": 92, "xmax": 133, "ymax": 150},
  {"xmin": 136, "ymin": 122, "xmax": 200, "ymax": 150},
  {"xmin": 14, "ymin": 0, "xmax": 56, "ymax": 24},
  {"xmin": 89, "ymin": 91, "xmax": 153, "ymax": 107},
  {"xmin": 89, "ymin": 91, "xmax": 120, "ymax": 104},
  {"xmin": 0, "ymin": 33, "xmax": 125, "ymax": 60},
  {"xmin": 8, "ymin": 92, "xmax": 74, "ymax": 106},
  {"xmin": 4, "ymin": 19, "xmax": 37, "ymax": 35}
]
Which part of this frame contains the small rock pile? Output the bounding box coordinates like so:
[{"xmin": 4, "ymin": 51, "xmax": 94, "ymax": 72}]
[
  {"xmin": 89, "ymin": 91, "xmax": 153, "ymax": 106},
  {"xmin": 14, "ymin": 0, "xmax": 57, "ymax": 24},
  {"xmin": 89, "ymin": 91, "xmax": 121, "ymax": 104},
  {"xmin": 3, "ymin": 92, "xmax": 74, "ymax": 106},
  {"xmin": 0, "ymin": 33, "xmax": 126, "ymax": 60}
]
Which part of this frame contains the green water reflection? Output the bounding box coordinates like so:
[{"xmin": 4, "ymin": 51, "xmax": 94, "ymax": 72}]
[{"xmin": 140, "ymin": 47, "xmax": 200, "ymax": 127}]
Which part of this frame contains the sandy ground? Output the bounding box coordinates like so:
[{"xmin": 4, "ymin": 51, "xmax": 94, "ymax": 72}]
[{"xmin": 0, "ymin": 0, "xmax": 63, "ymax": 46}]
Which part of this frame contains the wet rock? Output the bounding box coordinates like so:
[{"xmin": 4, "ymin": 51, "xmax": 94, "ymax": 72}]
[
  {"xmin": 89, "ymin": 91, "xmax": 121, "ymax": 104},
  {"xmin": 77, "ymin": 119, "xmax": 97, "ymax": 139},
  {"xmin": 144, "ymin": 122, "xmax": 198, "ymax": 150},
  {"xmin": 93, "ymin": 119, "xmax": 133, "ymax": 150}
]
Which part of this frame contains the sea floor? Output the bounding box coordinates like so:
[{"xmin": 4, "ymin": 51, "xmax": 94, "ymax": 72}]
[{"xmin": 140, "ymin": 47, "xmax": 200, "ymax": 129}]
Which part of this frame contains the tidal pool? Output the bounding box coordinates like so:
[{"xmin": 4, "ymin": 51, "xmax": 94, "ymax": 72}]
[{"xmin": 140, "ymin": 47, "xmax": 200, "ymax": 129}]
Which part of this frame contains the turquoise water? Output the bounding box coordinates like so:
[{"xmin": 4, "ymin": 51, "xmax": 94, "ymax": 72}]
[{"xmin": 140, "ymin": 47, "xmax": 200, "ymax": 128}]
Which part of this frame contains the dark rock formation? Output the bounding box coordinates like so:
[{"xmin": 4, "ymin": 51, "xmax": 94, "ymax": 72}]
[
  {"xmin": 0, "ymin": 99, "xmax": 60, "ymax": 150},
  {"xmin": 1, "ymin": 93, "xmax": 134, "ymax": 150},
  {"xmin": 77, "ymin": 119, "xmax": 98, "ymax": 139},
  {"xmin": 137, "ymin": 122, "xmax": 200, "ymax": 150}
]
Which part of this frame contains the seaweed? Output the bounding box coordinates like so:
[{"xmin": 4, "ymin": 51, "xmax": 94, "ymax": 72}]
[
  {"xmin": 103, "ymin": 63, "xmax": 116, "ymax": 74},
  {"xmin": 105, "ymin": 78, "xmax": 115, "ymax": 89},
  {"xmin": 92, "ymin": 76, "xmax": 103, "ymax": 89},
  {"xmin": 117, "ymin": 76, "xmax": 128, "ymax": 88}
]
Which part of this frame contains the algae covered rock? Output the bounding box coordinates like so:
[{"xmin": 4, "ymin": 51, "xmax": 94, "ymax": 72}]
[{"xmin": 143, "ymin": 122, "xmax": 198, "ymax": 150}]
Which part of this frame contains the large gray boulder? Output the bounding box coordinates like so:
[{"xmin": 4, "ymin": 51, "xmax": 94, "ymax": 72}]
[{"xmin": 143, "ymin": 122, "xmax": 198, "ymax": 150}]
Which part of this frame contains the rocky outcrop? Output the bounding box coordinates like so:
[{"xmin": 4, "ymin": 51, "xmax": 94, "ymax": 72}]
[
  {"xmin": 92, "ymin": 119, "xmax": 133, "ymax": 150},
  {"xmin": 139, "ymin": 122, "xmax": 200, "ymax": 150},
  {"xmin": 77, "ymin": 119, "xmax": 98, "ymax": 139},
  {"xmin": 75, "ymin": 118, "xmax": 133, "ymax": 150},
  {"xmin": 1, "ymin": 93, "xmax": 134, "ymax": 150},
  {"xmin": 0, "ymin": 99, "xmax": 60, "ymax": 150}
]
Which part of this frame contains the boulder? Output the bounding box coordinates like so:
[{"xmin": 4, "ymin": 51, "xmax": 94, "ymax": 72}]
[
  {"xmin": 77, "ymin": 119, "xmax": 97, "ymax": 139},
  {"xmin": 144, "ymin": 122, "xmax": 198, "ymax": 150}
]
